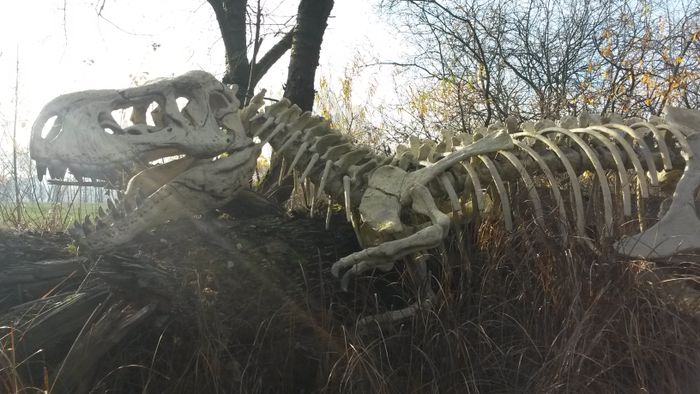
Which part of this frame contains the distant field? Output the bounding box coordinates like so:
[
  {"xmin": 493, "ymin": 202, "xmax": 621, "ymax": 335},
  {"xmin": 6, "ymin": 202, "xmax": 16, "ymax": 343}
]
[{"xmin": 0, "ymin": 202, "xmax": 102, "ymax": 231}]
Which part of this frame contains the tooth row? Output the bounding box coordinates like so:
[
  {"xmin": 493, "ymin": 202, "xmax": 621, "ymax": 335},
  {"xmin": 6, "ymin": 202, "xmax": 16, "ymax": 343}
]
[{"xmin": 67, "ymin": 190, "xmax": 147, "ymax": 238}]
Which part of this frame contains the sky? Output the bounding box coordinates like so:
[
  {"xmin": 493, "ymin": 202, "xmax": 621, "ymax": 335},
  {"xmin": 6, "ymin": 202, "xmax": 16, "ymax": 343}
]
[{"xmin": 0, "ymin": 0, "xmax": 403, "ymax": 149}]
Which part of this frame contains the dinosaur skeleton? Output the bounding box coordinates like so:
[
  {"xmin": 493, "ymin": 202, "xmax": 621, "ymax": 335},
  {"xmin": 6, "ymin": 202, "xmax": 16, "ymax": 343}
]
[{"xmin": 31, "ymin": 71, "xmax": 700, "ymax": 323}]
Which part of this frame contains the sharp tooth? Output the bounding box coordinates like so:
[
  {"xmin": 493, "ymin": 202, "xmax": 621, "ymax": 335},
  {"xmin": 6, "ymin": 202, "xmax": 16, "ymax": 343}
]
[
  {"xmin": 49, "ymin": 165, "xmax": 67, "ymax": 179},
  {"xmin": 135, "ymin": 190, "xmax": 146, "ymax": 207},
  {"xmin": 68, "ymin": 220, "xmax": 85, "ymax": 239},
  {"xmin": 82, "ymin": 216, "xmax": 93, "ymax": 234},
  {"xmin": 107, "ymin": 198, "xmax": 116, "ymax": 212},
  {"xmin": 36, "ymin": 163, "xmax": 47, "ymax": 181}
]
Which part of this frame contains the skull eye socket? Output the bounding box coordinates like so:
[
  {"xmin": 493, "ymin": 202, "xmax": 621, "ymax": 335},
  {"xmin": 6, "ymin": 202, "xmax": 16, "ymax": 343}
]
[
  {"xmin": 209, "ymin": 92, "xmax": 231, "ymax": 113},
  {"xmin": 40, "ymin": 115, "xmax": 60, "ymax": 140},
  {"xmin": 176, "ymin": 97, "xmax": 189, "ymax": 113},
  {"xmin": 111, "ymin": 108, "xmax": 134, "ymax": 129}
]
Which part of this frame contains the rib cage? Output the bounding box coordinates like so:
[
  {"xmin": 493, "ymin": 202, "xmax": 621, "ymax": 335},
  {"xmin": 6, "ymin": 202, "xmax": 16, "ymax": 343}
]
[{"xmin": 245, "ymin": 94, "xmax": 690, "ymax": 242}]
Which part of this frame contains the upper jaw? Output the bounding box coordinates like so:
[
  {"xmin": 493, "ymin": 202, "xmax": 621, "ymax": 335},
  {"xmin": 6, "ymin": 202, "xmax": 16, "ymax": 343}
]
[{"xmin": 30, "ymin": 71, "xmax": 244, "ymax": 186}]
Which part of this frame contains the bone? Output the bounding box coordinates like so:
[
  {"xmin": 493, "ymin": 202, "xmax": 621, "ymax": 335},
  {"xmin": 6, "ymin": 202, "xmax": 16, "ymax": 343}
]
[
  {"xmin": 498, "ymin": 150, "xmax": 545, "ymax": 226},
  {"xmin": 514, "ymin": 140, "xmax": 568, "ymax": 236},
  {"xmin": 343, "ymin": 175, "xmax": 353, "ymax": 223},
  {"xmin": 325, "ymin": 196, "xmax": 333, "ymax": 230},
  {"xmin": 514, "ymin": 132, "xmax": 586, "ymax": 238},
  {"xmin": 334, "ymin": 148, "xmax": 371, "ymax": 173},
  {"xmin": 439, "ymin": 173, "xmax": 461, "ymax": 212},
  {"xmin": 575, "ymin": 128, "xmax": 632, "ymax": 216},
  {"xmin": 540, "ymin": 127, "xmax": 614, "ymax": 234},
  {"xmin": 49, "ymin": 164, "xmax": 67, "ymax": 179},
  {"xmin": 240, "ymin": 89, "xmax": 267, "ymax": 120},
  {"xmin": 589, "ymin": 125, "xmax": 650, "ymax": 198},
  {"xmin": 320, "ymin": 143, "xmax": 352, "ymax": 161},
  {"xmin": 657, "ymin": 123, "xmax": 693, "ymax": 159},
  {"xmin": 261, "ymin": 121, "xmax": 286, "ymax": 145},
  {"xmin": 287, "ymin": 141, "xmax": 310, "ymax": 176},
  {"xmin": 82, "ymin": 216, "xmax": 94, "ymax": 234},
  {"xmin": 478, "ymin": 155, "xmax": 514, "ymax": 231},
  {"xmin": 252, "ymin": 116, "xmax": 276, "ymax": 138},
  {"xmin": 461, "ymin": 161, "xmax": 486, "ymax": 214},
  {"xmin": 606, "ymin": 123, "xmax": 660, "ymax": 186},
  {"xmin": 36, "ymin": 162, "xmax": 47, "ymax": 181},
  {"xmin": 68, "ymin": 220, "xmax": 85, "ymax": 239},
  {"xmin": 630, "ymin": 121, "xmax": 674, "ymax": 170},
  {"xmin": 310, "ymin": 134, "xmax": 345, "ymax": 155},
  {"xmin": 400, "ymin": 131, "xmax": 514, "ymax": 203},
  {"xmin": 316, "ymin": 160, "xmax": 334, "ymax": 199},
  {"xmin": 300, "ymin": 153, "xmax": 319, "ymax": 184},
  {"xmin": 332, "ymin": 184, "xmax": 449, "ymax": 285},
  {"xmin": 616, "ymin": 108, "xmax": 700, "ymax": 258},
  {"xmin": 277, "ymin": 130, "xmax": 302, "ymax": 155}
]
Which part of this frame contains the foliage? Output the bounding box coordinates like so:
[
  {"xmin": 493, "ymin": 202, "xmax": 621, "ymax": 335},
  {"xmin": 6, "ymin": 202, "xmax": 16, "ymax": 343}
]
[{"xmin": 380, "ymin": 0, "xmax": 700, "ymax": 139}]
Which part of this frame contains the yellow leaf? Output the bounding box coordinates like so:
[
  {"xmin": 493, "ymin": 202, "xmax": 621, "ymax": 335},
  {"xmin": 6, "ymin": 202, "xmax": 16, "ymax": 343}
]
[
  {"xmin": 691, "ymin": 30, "xmax": 700, "ymax": 42},
  {"xmin": 675, "ymin": 56, "xmax": 683, "ymax": 65},
  {"xmin": 644, "ymin": 98, "xmax": 653, "ymax": 106}
]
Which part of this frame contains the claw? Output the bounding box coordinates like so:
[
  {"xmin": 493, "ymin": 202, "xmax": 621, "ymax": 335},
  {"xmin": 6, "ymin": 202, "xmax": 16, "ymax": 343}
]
[{"xmin": 37, "ymin": 162, "xmax": 47, "ymax": 181}]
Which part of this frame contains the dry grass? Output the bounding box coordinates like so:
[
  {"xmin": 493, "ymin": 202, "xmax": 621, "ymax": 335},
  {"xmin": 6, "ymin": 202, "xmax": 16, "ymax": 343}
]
[{"xmin": 2, "ymin": 212, "xmax": 699, "ymax": 393}]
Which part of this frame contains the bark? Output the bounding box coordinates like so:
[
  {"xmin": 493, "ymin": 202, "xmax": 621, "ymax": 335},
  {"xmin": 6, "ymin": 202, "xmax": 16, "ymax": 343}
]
[
  {"xmin": 207, "ymin": 0, "xmax": 294, "ymax": 102},
  {"xmin": 283, "ymin": 0, "xmax": 335, "ymax": 111},
  {"xmin": 258, "ymin": 0, "xmax": 334, "ymax": 202},
  {"xmin": 0, "ymin": 215, "xmax": 359, "ymax": 393},
  {"xmin": 207, "ymin": 0, "xmax": 250, "ymax": 90}
]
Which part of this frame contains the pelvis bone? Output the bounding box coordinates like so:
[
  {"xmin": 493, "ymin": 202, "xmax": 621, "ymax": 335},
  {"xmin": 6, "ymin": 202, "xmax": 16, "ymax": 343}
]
[{"xmin": 615, "ymin": 108, "xmax": 700, "ymax": 259}]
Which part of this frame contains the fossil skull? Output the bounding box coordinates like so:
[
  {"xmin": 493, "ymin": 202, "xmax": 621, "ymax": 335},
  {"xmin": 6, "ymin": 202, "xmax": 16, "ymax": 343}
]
[
  {"xmin": 31, "ymin": 70, "xmax": 247, "ymax": 184},
  {"xmin": 30, "ymin": 71, "xmax": 260, "ymax": 251}
]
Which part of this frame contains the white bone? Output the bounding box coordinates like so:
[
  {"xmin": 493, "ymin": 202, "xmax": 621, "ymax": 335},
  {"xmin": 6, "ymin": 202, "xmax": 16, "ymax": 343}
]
[
  {"xmin": 439, "ymin": 173, "xmax": 461, "ymax": 212},
  {"xmin": 539, "ymin": 127, "xmax": 614, "ymax": 234},
  {"xmin": 300, "ymin": 153, "xmax": 319, "ymax": 184},
  {"xmin": 277, "ymin": 130, "xmax": 302, "ymax": 155},
  {"xmin": 589, "ymin": 125, "xmax": 649, "ymax": 198},
  {"xmin": 514, "ymin": 132, "xmax": 586, "ymax": 238},
  {"xmin": 514, "ymin": 140, "xmax": 568, "ymax": 236},
  {"xmin": 605, "ymin": 123, "xmax": 660, "ymax": 186},
  {"xmin": 253, "ymin": 116, "xmax": 276, "ymax": 138},
  {"xmin": 343, "ymin": 175, "xmax": 353, "ymax": 223},
  {"xmin": 478, "ymin": 155, "xmax": 513, "ymax": 231},
  {"xmin": 461, "ymin": 161, "xmax": 486, "ymax": 213},
  {"xmin": 616, "ymin": 108, "xmax": 700, "ymax": 258},
  {"xmin": 574, "ymin": 128, "xmax": 632, "ymax": 216},
  {"xmin": 498, "ymin": 150, "xmax": 545, "ymax": 226},
  {"xmin": 333, "ymin": 184, "xmax": 450, "ymax": 286},
  {"xmin": 400, "ymin": 131, "xmax": 514, "ymax": 204},
  {"xmin": 630, "ymin": 121, "xmax": 674, "ymax": 170},
  {"xmin": 287, "ymin": 141, "xmax": 310, "ymax": 176},
  {"xmin": 316, "ymin": 160, "xmax": 334, "ymax": 199}
]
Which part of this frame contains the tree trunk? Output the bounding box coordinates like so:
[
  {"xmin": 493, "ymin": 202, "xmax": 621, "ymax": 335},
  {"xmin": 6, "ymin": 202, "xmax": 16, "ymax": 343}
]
[
  {"xmin": 207, "ymin": 0, "xmax": 250, "ymax": 96},
  {"xmin": 207, "ymin": 0, "xmax": 294, "ymax": 102},
  {"xmin": 283, "ymin": 0, "xmax": 334, "ymax": 111}
]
